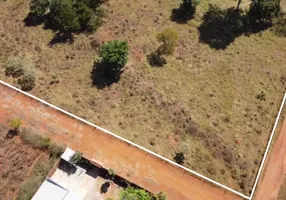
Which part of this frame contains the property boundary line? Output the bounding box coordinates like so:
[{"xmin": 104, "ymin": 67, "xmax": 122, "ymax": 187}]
[
  {"xmin": 5, "ymin": 80, "xmax": 286, "ymax": 200},
  {"xmin": 249, "ymin": 92, "xmax": 286, "ymax": 200}
]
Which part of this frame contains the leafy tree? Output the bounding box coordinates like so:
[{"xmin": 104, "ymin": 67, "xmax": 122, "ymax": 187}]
[
  {"xmin": 120, "ymin": 187, "xmax": 152, "ymax": 200},
  {"xmin": 30, "ymin": 0, "xmax": 50, "ymax": 17},
  {"xmin": 49, "ymin": 0, "xmax": 80, "ymax": 33},
  {"xmin": 248, "ymin": 0, "xmax": 281, "ymax": 23},
  {"xmin": 99, "ymin": 40, "xmax": 129, "ymax": 75},
  {"xmin": 174, "ymin": 152, "xmax": 185, "ymax": 164},
  {"xmin": 10, "ymin": 118, "xmax": 22, "ymax": 131},
  {"xmin": 74, "ymin": 2, "xmax": 94, "ymax": 28},
  {"xmin": 156, "ymin": 28, "xmax": 178, "ymax": 55}
]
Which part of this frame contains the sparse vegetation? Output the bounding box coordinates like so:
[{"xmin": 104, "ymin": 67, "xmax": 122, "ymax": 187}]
[
  {"xmin": 156, "ymin": 28, "xmax": 178, "ymax": 55},
  {"xmin": 108, "ymin": 168, "xmax": 116, "ymax": 180},
  {"xmin": 17, "ymin": 73, "xmax": 35, "ymax": 91},
  {"xmin": 70, "ymin": 151, "xmax": 84, "ymax": 164},
  {"xmin": 9, "ymin": 118, "xmax": 22, "ymax": 131},
  {"xmin": 119, "ymin": 187, "xmax": 152, "ymax": 200}
]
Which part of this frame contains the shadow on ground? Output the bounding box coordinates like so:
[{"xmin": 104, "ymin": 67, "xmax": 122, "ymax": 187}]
[
  {"xmin": 198, "ymin": 4, "xmax": 271, "ymax": 49},
  {"xmin": 90, "ymin": 61, "xmax": 122, "ymax": 89}
]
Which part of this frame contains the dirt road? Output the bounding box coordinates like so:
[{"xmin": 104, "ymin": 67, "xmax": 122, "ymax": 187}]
[
  {"xmin": 255, "ymin": 120, "xmax": 286, "ymax": 200},
  {"xmin": 0, "ymin": 83, "xmax": 241, "ymax": 200}
]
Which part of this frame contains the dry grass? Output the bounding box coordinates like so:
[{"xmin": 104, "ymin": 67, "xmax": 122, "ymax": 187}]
[
  {"xmin": 0, "ymin": 124, "xmax": 53, "ymax": 200},
  {"xmin": 0, "ymin": 0, "xmax": 285, "ymax": 195}
]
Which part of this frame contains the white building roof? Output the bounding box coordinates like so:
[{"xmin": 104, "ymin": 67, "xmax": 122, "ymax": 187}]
[
  {"xmin": 32, "ymin": 179, "xmax": 80, "ymax": 200},
  {"xmin": 61, "ymin": 147, "xmax": 76, "ymax": 163},
  {"xmin": 32, "ymin": 179, "xmax": 68, "ymax": 200}
]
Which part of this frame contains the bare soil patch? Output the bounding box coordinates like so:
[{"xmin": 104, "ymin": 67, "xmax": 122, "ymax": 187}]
[{"xmin": 0, "ymin": 124, "xmax": 50, "ymax": 200}]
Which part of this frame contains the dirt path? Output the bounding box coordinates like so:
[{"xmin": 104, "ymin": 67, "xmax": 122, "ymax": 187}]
[
  {"xmin": 0, "ymin": 83, "xmax": 242, "ymax": 200},
  {"xmin": 255, "ymin": 119, "xmax": 286, "ymax": 200}
]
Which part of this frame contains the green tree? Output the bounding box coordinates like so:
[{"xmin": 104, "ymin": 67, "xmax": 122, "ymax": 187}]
[
  {"xmin": 248, "ymin": 0, "xmax": 280, "ymax": 23},
  {"xmin": 99, "ymin": 40, "xmax": 129, "ymax": 74},
  {"xmin": 74, "ymin": 2, "xmax": 94, "ymax": 28},
  {"xmin": 49, "ymin": 0, "xmax": 80, "ymax": 33},
  {"xmin": 156, "ymin": 28, "xmax": 178, "ymax": 55},
  {"xmin": 120, "ymin": 187, "xmax": 152, "ymax": 200},
  {"xmin": 30, "ymin": 0, "xmax": 50, "ymax": 17},
  {"xmin": 70, "ymin": 151, "xmax": 83, "ymax": 164}
]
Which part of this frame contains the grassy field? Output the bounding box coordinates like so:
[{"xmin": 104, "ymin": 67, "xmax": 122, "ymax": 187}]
[{"xmin": 0, "ymin": 0, "xmax": 285, "ymax": 195}]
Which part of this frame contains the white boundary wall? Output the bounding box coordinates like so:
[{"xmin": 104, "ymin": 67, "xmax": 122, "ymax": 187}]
[{"xmin": 1, "ymin": 79, "xmax": 285, "ymax": 200}]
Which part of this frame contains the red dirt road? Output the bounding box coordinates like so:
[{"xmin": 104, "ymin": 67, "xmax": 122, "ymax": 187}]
[
  {"xmin": 255, "ymin": 119, "xmax": 286, "ymax": 200},
  {"xmin": 0, "ymin": 83, "xmax": 241, "ymax": 200}
]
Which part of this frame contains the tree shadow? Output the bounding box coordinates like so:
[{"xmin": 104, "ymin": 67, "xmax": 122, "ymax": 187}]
[
  {"xmin": 23, "ymin": 12, "xmax": 45, "ymax": 26},
  {"xmin": 147, "ymin": 51, "xmax": 167, "ymax": 67},
  {"xmin": 100, "ymin": 181, "xmax": 110, "ymax": 193},
  {"xmin": 49, "ymin": 32, "xmax": 74, "ymax": 46},
  {"xmin": 170, "ymin": 2, "xmax": 196, "ymax": 24},
  {"xmin": 5, "ymin": 130, "xmax": 17, "ymax": 139},
  {"xmin": 198, "ymin": 4, "xmax": 271, "ymax": 49},
  {"xmin": 90, "ymin": 61, "xmax": 122, "ymax": 89}
]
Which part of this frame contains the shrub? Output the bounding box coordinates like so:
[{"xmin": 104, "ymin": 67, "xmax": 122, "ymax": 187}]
[
  {"xmin": 70, "ymin": 151, "xmax": 83, "ymax": 164},
  {"xmin": 29, "ymin": 0, "xmax": 50, "ymax": 17},
  {"xmin": 86, "ymin": 15, "xmax": 102, "ymax": 32},
  {"xmin": 3, "ymin": 57, "xmax": 26, "ymax": 78},
  {"xmin": 274, "ymin": 14, "xmax": 286, "ymax": 36},
  {"xmin": 156, "ymin": 28, "xmax": 178, "ymax": 55},
  {"xmin": 120, "ymin": 187, "xmax": 153, "ymax": 200},
  {"xmin": 19, "ymin": 128, "xmax": 51, "ymax": 150},
  {"xmin": 48, "ymin": 142, "xmax": 65, "ymax": 157},
  {"xmin": 17, "ymin": 73, "xmax": 35, "ymax": 91},
  {"xmin": 49, "ymin": 0, "xmax": 80, "ymax": 33},
  {"xmin": 10, "ymin": 118, "xmax": 22, "ymax": 131},
  {"xmin": 155, "ymin": 192, "xmax": 167, "ymax": 200},
  {"xmin": 99, "ymin": 40, "xmax": 129, "ymax": 74},
  {"xmin": 174, "ymin": 152, "xmax": 185, "ymax": 164},
  {"xmin": 248, "ymin": 0, "xmax": 281, "ymax": 23},
  {"xmin": 147, "ymin": 51, "xmax": 167, "ymax": 67},
  {"xmin": 108, "ymin": 168, "xmax": 116, "ymax": 180}
]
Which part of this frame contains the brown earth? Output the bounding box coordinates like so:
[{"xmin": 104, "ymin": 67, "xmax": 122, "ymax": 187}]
[
  {"xmin": 255, "ymin": 118, "xmax": 286, "ymax": 200},
  {"xmin": 0, "ymin": 124, "xmax": 49, "ymax": 200},
  {"xmin": 0, "ymin": 81, "xmax": 242, "ymax": 199}
]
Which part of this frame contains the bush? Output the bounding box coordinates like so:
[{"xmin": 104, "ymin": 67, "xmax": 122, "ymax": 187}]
[
  {"xmin": 86, "ymin": 15, "xmax": 102, "ymax": 32},
  {"xmin": 17, "ymin": 73, "xmax": 35, "ymax": 91},
  {"xmin": 174, "ymin": 152, "xmax": 185, "ymax": 164},
  {"xmin": 147, "ymin": 51, "xmax": 167, "ymax": 67},
  {"xmin": 29, "ymin": 0, "xmax": 50, "ymax": 17},
  {"xmin": 99, "ymin": 40, "xmax": 129, "ymax": 74},
  {"xmin": 19, "ymin": 128, "xmax": 51, "ymax": 150},
  {"xmin": 108, "ymin": 168, "xmax": 116, "ymax": 180},
  {"xmin": 70, "ymin": 151, "xmax": 84, "ymax": 164},
  {"xmin": 9, "ymin": 118, "xmax": 22, "ymax": 131},
  {"xmin": 120, "ymin": 187, "xmax": 153, "ymax": 200},
  {"xmin": 156, "ymin": 28, "xmax": 178, "ymax": 55},
  {"xmin": 248, "ymin": 0, "xmax": 281, "ymax": 23},
  {"xmin": 74, "ymin": 2, "xmax": 94, "ymax": 28},
  {"xmin": 155, "ymin": 192, "xmax": 167, "ymax": 200},
  {"xmin": 48, "ymin": 142, "xmax": 65, "ymax": 157},
  {"xmin": 3, "ymin": 57, "xmax": 26, "ymax": 78}
]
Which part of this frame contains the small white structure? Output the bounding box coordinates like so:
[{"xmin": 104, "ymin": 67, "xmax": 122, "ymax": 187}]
[{"xmin": 61, "ymin": 147, "xmax": 76, "ymax": 163}]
